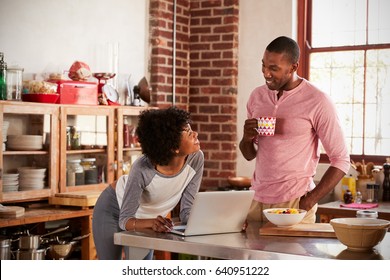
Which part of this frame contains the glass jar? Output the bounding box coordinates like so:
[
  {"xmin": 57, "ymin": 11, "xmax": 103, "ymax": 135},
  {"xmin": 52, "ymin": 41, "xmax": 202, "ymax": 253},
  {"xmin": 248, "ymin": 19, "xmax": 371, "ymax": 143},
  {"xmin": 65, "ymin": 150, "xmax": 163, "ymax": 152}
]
[
  {"xmin": 356, "ymin": 210, "xmax": 378, "ymax": 219},
  {"xmin": 6, "ymin": 66, "xmax": 23, "ymax": 100},
  {"xmin": 366, "ymin": 183, "xmax": 380, "ymax": 203},
  {"xmin": 80, "ymin": 158, "xmax": 98, "ymax": 184},
  {"xmin": 66, "ymin": 159, "xmax": 84, "ymax": 186}
]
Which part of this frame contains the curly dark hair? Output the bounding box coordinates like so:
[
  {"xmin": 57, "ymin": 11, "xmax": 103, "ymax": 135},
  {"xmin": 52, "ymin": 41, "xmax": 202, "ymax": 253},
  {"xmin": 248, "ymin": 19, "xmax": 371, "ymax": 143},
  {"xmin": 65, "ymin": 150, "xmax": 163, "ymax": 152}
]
[{"xmin": 136, "ymin": 107, "xmax": 192, "ymax": 166}]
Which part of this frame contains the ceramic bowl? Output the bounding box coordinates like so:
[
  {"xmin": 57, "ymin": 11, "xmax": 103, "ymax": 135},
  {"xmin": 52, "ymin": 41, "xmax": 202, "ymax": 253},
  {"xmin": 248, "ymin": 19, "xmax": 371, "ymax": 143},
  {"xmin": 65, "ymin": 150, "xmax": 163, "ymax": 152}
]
[
  {"xmin": 21, "ymin": 93, "xmax": 59, "ymax": 104},
  {"xmin": 330, "ymin": 218, "xmax": 390, "ymax": 252},
  {"xmin": 263, "ymin": 208, "xmax": 307, "ymax": 227}
]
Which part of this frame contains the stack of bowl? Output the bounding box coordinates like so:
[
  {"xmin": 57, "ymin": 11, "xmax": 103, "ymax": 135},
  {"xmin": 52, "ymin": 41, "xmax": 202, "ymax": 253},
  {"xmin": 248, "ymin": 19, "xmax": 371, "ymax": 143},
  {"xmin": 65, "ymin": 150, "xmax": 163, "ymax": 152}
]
[
  {"xmin": 2, "ymin": 121, "xmax": 9, "ymax": 151},
  {"xmin": 17, "ymin": 167, "xmax": 46, "ymax": 191},
  {"xmin": 6, "ymin": 135, "xmax": 43, "ymax": 151},
  {"xmin": 2, "ymin": 173, "xmax": 19, "ymax": 192}
]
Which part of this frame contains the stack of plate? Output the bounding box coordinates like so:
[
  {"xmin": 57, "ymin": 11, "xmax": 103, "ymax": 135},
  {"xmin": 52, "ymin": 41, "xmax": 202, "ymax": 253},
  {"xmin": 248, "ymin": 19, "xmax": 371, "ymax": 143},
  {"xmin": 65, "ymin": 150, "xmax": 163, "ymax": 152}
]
[
  {"xmin": 2, "ymin": 121, "xmax": 9, "ymax": 151},
  {"xmin": 7, "ymin": 135, "xmax": 43, "ymax": 151},
  {"xmin": 2, "ymin": 173, "xmax": 19, "ymax": 192},
  {"xmin": 17, "ymin": 167, "xmax": 46, "ymax": 191}
]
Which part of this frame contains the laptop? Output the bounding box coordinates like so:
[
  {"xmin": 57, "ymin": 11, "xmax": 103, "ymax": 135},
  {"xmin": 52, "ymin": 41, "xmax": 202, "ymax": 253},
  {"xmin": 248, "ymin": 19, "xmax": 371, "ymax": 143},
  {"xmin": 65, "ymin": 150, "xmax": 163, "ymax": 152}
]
[{"xmin": 170, "ymin": 190, "xmax": 255, "ymax": 236}]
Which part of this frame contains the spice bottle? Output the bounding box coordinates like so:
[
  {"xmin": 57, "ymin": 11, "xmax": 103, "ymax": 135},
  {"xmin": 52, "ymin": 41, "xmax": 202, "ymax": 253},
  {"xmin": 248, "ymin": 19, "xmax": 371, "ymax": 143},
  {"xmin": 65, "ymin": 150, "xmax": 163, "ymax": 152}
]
[{"xmin": 0, "ymin": 53, "xmax": 7, "ymax": 100}]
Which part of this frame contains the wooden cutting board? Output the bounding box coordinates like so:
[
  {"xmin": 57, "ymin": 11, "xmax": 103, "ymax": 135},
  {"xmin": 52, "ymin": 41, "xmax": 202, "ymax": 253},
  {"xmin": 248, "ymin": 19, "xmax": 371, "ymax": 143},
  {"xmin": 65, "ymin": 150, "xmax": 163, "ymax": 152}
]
[
  {"xmin": 48, "ymin": 191, "xmax": 102, "ymax": 207},
  {"xmin": 259, "ymin": 222, "xmax": 336, "ymax": 238},
  {"xmin": 0, "ymin": 206, "xmax": 25, "ymax": 218}
]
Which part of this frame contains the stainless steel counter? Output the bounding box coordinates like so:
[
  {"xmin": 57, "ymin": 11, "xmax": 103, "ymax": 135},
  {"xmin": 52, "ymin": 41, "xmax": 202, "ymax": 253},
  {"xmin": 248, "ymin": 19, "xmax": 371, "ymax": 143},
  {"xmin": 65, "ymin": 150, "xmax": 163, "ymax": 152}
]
[{"xmin": 114, "ymin": 222, "xmax": 390, "ymax": 260}]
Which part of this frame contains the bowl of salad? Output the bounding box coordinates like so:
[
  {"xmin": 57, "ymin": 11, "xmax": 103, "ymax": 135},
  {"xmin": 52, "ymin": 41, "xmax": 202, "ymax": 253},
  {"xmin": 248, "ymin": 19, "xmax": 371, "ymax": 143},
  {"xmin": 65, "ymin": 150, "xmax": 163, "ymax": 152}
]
[{"xmin": 263, "ymin": 208, "xmax": 307, "ymax": 227}]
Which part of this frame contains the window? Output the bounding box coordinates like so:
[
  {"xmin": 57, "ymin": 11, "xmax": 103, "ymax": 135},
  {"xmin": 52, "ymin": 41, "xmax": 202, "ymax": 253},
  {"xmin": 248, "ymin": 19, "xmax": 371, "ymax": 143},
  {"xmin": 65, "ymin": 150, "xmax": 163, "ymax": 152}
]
[{"xmin": 298, "ymin": 0, "xmax": 390, "ymax": 164}]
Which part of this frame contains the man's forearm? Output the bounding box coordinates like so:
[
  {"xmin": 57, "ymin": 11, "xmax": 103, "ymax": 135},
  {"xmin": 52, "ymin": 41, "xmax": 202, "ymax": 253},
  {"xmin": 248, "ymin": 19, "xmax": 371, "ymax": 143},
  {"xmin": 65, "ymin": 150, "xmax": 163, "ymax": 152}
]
[{"xmin": 300, "ymin": 166, "xmax": 346, "ymax": 210}]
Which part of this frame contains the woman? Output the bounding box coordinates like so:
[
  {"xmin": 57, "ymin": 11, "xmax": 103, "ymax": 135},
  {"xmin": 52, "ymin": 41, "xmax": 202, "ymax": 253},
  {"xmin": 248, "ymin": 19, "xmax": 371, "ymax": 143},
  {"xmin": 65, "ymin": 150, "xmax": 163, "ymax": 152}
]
[{"xmin": 92, "ymin": 107, "xmax": 204, "ymax": 260}]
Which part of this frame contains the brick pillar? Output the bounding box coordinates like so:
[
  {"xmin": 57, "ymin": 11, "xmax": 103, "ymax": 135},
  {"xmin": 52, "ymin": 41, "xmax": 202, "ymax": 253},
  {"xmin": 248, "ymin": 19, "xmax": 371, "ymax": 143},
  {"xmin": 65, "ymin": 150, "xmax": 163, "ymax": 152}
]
[
  {"xmin": 149, "ymin": 0, "xmax": 190, "ymax": 110},
  {"xmin": 189, "ymin": 0, "xmax": 239, "ymax": 189},
  {"xmin": 149, "ymin": 0, "xmax": 239, "ymax": 189}
]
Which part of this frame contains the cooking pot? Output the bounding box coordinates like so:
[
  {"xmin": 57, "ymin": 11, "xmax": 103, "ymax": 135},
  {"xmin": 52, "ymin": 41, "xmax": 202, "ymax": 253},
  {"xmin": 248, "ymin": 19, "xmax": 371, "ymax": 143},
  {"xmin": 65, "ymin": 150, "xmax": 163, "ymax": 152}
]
[
  {"xmin": 0, "ymin": 237, "xmax": 12, "ymax": 260},
  {"xmin": 17, "ymin": 226, "xmax": 69, "ymax": 250},
  {"xmin": 13, "ymin": 248, "xmax": 48, "ymax": 260}
]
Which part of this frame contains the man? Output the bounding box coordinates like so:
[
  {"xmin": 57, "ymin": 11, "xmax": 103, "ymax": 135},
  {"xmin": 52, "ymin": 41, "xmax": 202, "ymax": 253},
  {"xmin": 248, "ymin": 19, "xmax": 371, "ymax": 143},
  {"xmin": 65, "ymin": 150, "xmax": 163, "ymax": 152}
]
[{"xmin": 239, "ymin": 36, "xmax": 350, "ymax": 223}]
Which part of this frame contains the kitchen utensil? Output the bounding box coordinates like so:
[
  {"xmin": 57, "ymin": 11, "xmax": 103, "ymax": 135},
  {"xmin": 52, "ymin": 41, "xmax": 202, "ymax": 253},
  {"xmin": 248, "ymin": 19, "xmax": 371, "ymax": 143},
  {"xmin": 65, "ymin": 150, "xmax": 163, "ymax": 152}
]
[
  {"xmin": 48, "ymin": 241, "xmax": 76, "ymax": 260},
  {"xmin": 0, "ymin": 237, "xmax": 12, "ymax": 260},
  {"xmin": 17, "ymin": 226, "xmax": 69, "ymax": 250},
  {"xmin": 138, "ymin": 76, "xmax": 150, "ymax": 103},
  {"xmin": 93, "ymin": 72, "xmax": 116, "ymax": 93},
  {"xmin": 48, "ymin": 233, "xmax": 89, "ymax": 260},
  {"xmin": 13, "ymin": 248, "xmax": 48, "ymax": 260},
  {"xmin": 102, "ymin": 83, "xmax": 119, "ymax": 103}
]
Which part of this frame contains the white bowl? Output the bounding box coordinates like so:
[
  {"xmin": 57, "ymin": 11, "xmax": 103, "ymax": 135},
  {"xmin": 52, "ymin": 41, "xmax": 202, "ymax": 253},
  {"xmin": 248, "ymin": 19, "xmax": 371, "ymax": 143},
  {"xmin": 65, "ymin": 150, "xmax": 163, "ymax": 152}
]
[
  {"xmin": 263, "ymin": 208, "xmax": 307, "ymax": 227},
  {"xmin": 330, "ymin": 218, "xmax": 390, "ymax": 252}
]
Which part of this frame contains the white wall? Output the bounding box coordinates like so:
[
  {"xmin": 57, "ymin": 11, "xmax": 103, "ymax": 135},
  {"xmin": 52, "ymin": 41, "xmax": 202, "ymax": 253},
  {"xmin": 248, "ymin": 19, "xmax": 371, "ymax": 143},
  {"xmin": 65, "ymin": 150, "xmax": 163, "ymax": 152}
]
[
  {"xmin": 237, "ymin": 0, "xmax": 297, "ymax": 177},
  {"xmin": 0, "ymin": 0, "xmax": 149, "ymax": 103},
  {"xmin": 1, "ymin": 0, "xmax": 298, "ymax": 177}
]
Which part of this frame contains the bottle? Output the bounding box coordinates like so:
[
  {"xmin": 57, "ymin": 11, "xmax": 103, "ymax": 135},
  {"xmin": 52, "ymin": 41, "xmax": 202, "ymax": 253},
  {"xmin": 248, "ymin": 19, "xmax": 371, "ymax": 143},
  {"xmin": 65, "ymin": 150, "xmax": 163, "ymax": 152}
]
[
  {"xmin": 383, "ymin": 163, "xmax": 390, "ymax": 201},
  {"xmin": 0, "ymin": 53, "xmax": 7, "ymax": 100},
  {"xmin": 341, "ymin": 175, "xmax": 356, "ymax": 202},
  {"xmin": 343, "ymin": 189, "xmax": 353, "ymax": 204},
  {"xmin": 355, "ymin": 191, "xmax": 362, "ymax": 204},
  {"xmin": 123, "ymin": 117, "xmax": 130, "ymax": 148}
]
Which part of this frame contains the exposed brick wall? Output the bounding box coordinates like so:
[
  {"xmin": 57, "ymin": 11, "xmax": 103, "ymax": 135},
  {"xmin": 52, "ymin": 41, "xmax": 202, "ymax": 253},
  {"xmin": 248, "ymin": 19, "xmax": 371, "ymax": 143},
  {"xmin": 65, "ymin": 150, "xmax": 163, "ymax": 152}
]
[
  {"xmin": 149, "ymin": 0, "xmax": 190, "ymax": 110},
  {"xmin": 149, "ymin": 0, "xmax": 239, "ymax": 189}
]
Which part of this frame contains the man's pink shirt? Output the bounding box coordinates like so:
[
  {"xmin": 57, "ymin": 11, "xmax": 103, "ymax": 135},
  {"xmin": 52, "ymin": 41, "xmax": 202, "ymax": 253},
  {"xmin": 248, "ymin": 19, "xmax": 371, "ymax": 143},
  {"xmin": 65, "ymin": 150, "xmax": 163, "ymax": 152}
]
[{"xmin": 247, "ymin": 79, "xmax": 350, "ymax": 203}]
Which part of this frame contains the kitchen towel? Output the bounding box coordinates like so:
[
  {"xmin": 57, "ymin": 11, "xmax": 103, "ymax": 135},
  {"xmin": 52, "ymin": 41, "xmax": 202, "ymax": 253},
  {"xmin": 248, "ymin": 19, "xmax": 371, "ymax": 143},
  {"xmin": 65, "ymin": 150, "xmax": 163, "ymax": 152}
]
[{"xmin": 340, "ymin": 202, "xmax": 378, "ymax": 209}]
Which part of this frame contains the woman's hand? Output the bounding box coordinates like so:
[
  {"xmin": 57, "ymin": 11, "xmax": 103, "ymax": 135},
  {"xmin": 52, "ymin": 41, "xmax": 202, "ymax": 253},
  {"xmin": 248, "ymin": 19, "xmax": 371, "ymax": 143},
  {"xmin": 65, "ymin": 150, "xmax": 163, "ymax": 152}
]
[{"xmin": 151, "ymin": 215, "xmax": 174, "ymax": 232}]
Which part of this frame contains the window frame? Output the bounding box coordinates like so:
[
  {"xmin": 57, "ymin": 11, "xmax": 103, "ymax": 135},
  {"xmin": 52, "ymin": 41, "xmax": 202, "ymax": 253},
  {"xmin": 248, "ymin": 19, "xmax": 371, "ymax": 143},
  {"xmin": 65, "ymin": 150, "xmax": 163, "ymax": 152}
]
[{"xmin": 297, "ymin": 0, "xmax": 390, "ymax": 165}]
